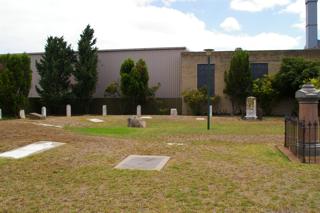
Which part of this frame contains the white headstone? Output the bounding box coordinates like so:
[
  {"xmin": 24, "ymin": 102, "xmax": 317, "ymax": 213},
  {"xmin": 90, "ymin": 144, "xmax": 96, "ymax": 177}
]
[
  {"xmin": 245, "ymin": 96, "xmax": 257, "ymax": 120},
  {"xmin": 102, "ymin": 105, "xmax": 107, "ymax": 116},
  {"xmin": 19, "ymin": 110, "xmax": 25, "ymax": 119},
  {"xmin": 41, "ymin": 106, "xmax": 47, "ymax": 118},
  {"xmin": 137, "ymin": 105, "xmax": 141, "ymax": 116},
  {"xmin": 66, "ymin": 105, "xmax": 71, "ymax": 117},
  {"xmin": 209, "ymin": 105, "xmax": 213, "ymax": 117},
  {"xmin": 170, "ymin": 108, "xmax": 178, "ymax": 116},
  {"xmin": 0, "ymin": 108, "xmax": 2, "ymax": 120}
]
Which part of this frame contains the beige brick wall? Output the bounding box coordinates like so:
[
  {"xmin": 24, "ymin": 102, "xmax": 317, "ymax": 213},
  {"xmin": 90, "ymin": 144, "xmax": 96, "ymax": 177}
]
[{"xmin": 181, "ymin": 49, "xmax": 320, "ymax": 115}]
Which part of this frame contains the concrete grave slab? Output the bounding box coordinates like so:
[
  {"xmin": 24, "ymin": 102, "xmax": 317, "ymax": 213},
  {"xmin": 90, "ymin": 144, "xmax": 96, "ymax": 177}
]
[
  {"xmin": 196, "ymin": 118, "xmax": 205, "ymax": 121},
  {"xmin": 0, "ymin": 141, "xmax": 65, "ymax": 159},
  {"xmin": 141, "ymin": 116, "xmax": 152, "ymax": 119},
  {"xmin": 115, "ymin": 155, "xmax": 170, "ymax": 171},
  {"xmin": 167, "ymin": 143, "xmax": 184, "ymax": 146},
  {"xmin": 32, "ymin": 123, "xmax": 63, "ymax": 128},
  {"xmin": 88, "ymin": 118, "xmax": 104, "ymax": 123}
]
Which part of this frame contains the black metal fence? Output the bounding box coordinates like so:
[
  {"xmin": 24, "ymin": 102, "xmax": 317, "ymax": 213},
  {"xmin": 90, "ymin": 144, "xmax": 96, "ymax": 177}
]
[{"xmin": 284, "ymin": 117, "xmax": 320, "ymax": 163}]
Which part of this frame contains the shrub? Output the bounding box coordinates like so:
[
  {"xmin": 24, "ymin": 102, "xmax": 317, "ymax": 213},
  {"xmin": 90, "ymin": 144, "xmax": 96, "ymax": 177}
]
[
  {"xmin": 119, "ymin": 58, "xmax": 159, "ymax": 105},
  {"xmin": 104, "ymin": 81, "xmax": 120, "ymax": 97},
  {"xmin": 252, "ymin": 75, "xmax": 277, "ymax": 115},
  {"xmin": 183, "ymin": 87, "xmax": 220, "ymax": 115},
  {"xmin": 0, "ymin": 54, "xmax": 32, "ymax": 116}
]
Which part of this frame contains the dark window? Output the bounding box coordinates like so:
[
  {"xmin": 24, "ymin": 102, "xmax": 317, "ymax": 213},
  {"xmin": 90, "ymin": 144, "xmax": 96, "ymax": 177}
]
[
  {"xmin": 197, "ymin": 64, "xmax": 215, "ymax": 96},
  {"xmin": 251, "ymin": 63, "xmax": 268, "ymax": 80}
]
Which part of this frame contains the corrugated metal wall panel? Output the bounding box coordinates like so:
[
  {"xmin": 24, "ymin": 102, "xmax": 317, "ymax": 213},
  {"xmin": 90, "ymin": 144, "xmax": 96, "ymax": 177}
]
[{"xmin": 28, "ymin": 47, "xmax": 184, "ymax": 98}]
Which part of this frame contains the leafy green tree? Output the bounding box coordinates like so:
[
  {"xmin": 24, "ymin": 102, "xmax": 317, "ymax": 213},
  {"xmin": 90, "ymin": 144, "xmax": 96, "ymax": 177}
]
[
  {"xmin": 36, "ymin": 36, "xmax": 75, "ymax": 113},
  {"xmin": 0, "ymin": 54, "xmax": 32, "ymax": 115},
  {"xmin": 120, "ymin": 58, "xmax": 135, "ymax": 97},
  {"xmin": 120, "ymin": 58, "xmax": 153, "ymax": 104},
  {"xmin": 73, "ymin": 25, "xmax": 98, "ymax": 111},
  {"xmin": 252, "ymin": 75, "xmax": 277, "ymax": 115},
  {"xmin": 224, "ymin": 48, "xmax": 252, "ymax": 114},
  {"xmin": 273, "ymin": 57, "xmax": 320, "ymax": 98}
]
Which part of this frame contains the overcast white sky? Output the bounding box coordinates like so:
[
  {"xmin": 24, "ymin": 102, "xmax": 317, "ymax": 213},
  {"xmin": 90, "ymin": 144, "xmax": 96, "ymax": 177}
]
[{"xmin": 0, "ymin": 0, "xmax": 311, "ymax": 53}]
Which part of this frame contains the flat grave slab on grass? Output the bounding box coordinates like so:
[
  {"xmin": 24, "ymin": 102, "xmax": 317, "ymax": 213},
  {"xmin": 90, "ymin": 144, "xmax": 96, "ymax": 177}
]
[
  {"xmin": 33, "ymin": 123, "xmax": 63, "ymax": 128},
  {"xmin": 196, "ymin": 118, "xmax": 205, "ymax": 121},
  {"xmin": 0, "ymin": 141, "xmax": 65, "ymax": 159},
  {"xmin": 115, "ymin": 155, "xmax": 170, "ymax": 171},
  {"xmin": 88, "ymin": 118, "xmax": 104, "ymax": 123},
  {"xmin": 141, "ymin": 116, "xmax": 153, "ymax": 119}
]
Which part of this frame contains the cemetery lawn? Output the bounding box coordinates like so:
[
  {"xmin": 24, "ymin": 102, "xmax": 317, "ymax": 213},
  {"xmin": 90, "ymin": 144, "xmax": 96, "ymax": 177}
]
[{"xmin": 0, "ymin": 116, "xmax": 320, "ymax": 212}]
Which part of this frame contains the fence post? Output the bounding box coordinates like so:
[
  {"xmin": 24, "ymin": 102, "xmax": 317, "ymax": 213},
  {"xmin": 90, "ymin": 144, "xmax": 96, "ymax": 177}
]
[{"xmin": 295, "ymin": 83, "xmax": 320, "ymax": 163}]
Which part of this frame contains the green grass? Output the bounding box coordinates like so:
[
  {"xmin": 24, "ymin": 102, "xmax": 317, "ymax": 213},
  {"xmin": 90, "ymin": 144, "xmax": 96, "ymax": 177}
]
[
  {"xmin": 67, "ymin": 116, "xmax": 284, "ymax": 140},
  {"xmin": 1, "ymin": 116, "xmax": 319, "ymax": 212}
]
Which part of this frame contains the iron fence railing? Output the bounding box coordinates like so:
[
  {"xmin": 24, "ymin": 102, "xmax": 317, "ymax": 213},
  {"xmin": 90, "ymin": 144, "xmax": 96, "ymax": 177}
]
[{"xmin": 284, "ymin": 117, "xmax": 320, "ymax": 163}]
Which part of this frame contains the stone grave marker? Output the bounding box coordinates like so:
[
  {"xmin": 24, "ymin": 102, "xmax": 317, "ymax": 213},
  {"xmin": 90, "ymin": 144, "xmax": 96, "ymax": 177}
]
[
  {"xmin": 19, "ymin": 110, "xmax": 26, "ymax": 119},
  {"xmin": 137, "ymin": 105, "xmax": 141, "ymax": 116},
  {"xmin": 41, "ymin": 106, "xmax": 47, "ymax": 118},
  {"xmin": 245, "ymin": 96, "xmax": 257, "ymax": 120},
  {"xmin": 115, "ymin": 155, "xmax": 170, "ymax": 171},
  {"xmin": 102, "ymin": 105, "xmax": 107, "ymax": 116},
  {"xmin": 0, "ymin": 141, "xmax": 65, "ymax": 159},
  {"xmin": 66, "ymin": 105, "xmax": 71, "ymax": 117},
  {"xmin": 170, "ymin": 108, "xmax": 178, "ymax": 116},
  {"xmin": 0, "ymin": 108, "xmax": 2, "ymax": 120},
  {"xmin": 210, "ymin": 105, "xmax": 213, "ymax": 117},
  {"xmin": 128, "ymin": 116, "xmax": 146, "ymax": 128}
]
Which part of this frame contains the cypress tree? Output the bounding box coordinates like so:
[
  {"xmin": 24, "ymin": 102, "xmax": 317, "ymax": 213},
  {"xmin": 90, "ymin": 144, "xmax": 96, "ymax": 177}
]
[{"xmin": 73, "ymin": 25, "xmax": 98, "ymax": 112}]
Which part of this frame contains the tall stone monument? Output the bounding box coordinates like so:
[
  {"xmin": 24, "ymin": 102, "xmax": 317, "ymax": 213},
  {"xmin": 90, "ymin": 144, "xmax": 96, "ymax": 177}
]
[
  {"xmin": 295, "ymin": 83, "xmax": 320, "ymax": 162},
  {"xmin": 41, "ymin": 106, "xmax": 47, "ymax": 118},
  {"xmin": 137, "ymin": 105, "xmax": 141, "ymax": 116},
  {"xmin": 102, "ymin": 105, "xmax": 107, "ymax": 116},
  {"xmin": 66, "ymin": 105, "xmax": 71, "ymax": 117},
  {"xmin": 0, "ymin": 108, "xmax": 2, "ymax": 120},
  {"xmin": 245, "ymin": 97, "xmax": 257, "ymax": 120}
]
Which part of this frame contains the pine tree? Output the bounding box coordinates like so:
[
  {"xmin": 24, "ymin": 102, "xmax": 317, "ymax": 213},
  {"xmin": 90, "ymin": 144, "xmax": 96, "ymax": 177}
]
[
  {"xmin": 36, "ymin": 36, "xmax": 75, "ymax": 113},
  {"xmin": 73, "ymin": 25, "xmax": 98, "ymax": 111},
  {"xmin": 224, "ymin": 48, "xmax": 252, "ymax": 114}
]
